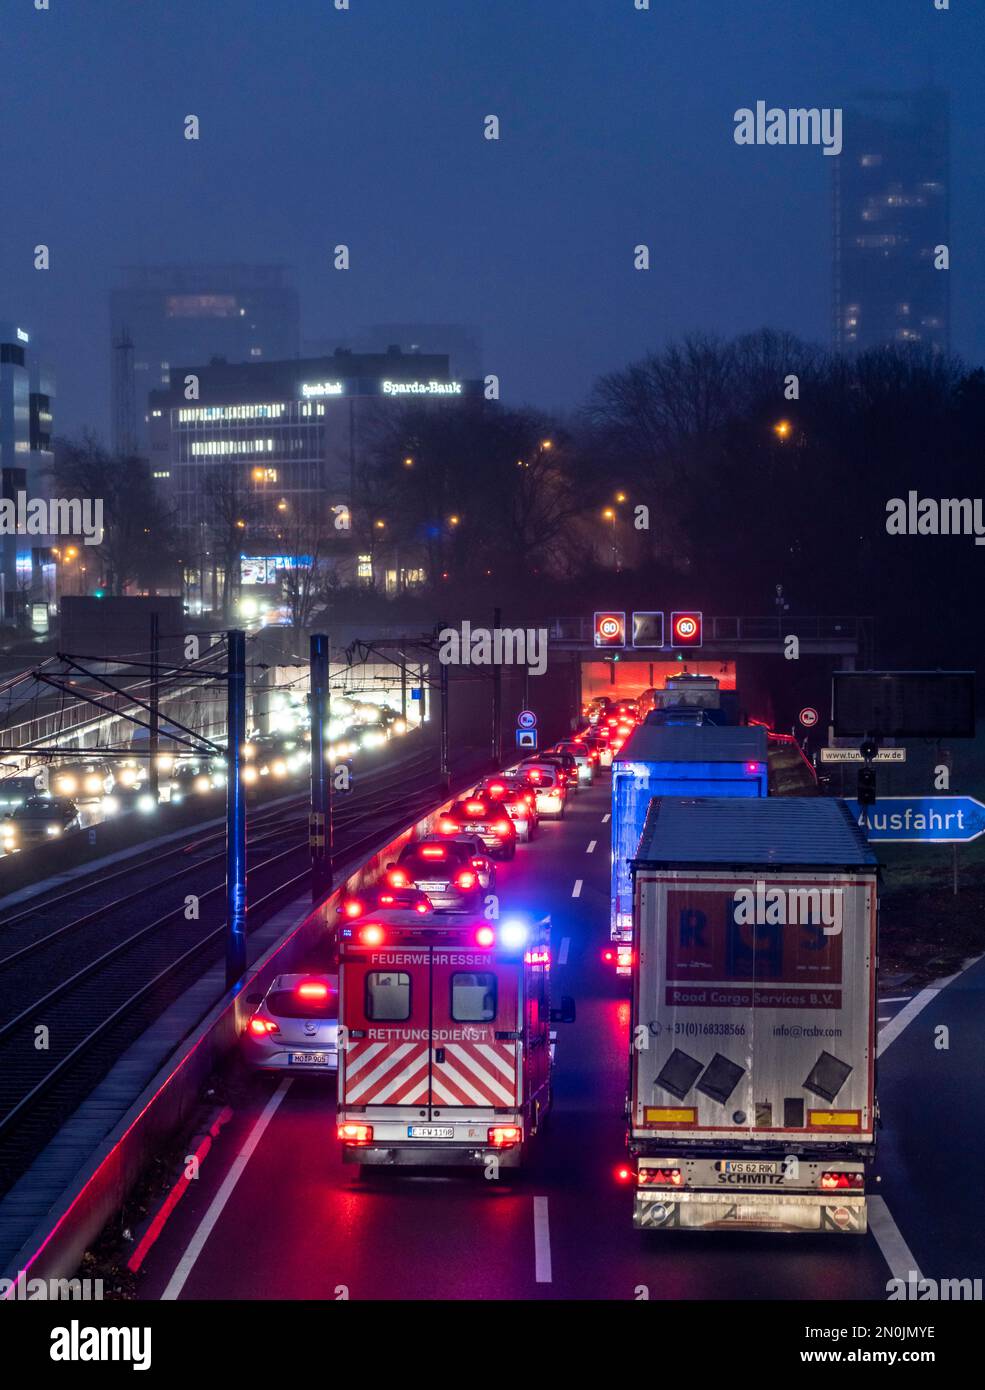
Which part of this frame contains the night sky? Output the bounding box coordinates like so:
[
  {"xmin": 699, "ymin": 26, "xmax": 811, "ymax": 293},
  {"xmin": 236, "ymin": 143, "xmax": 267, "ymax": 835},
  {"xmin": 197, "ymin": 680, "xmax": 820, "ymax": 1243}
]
[{"xmin": 2, "ymin": 0, "xmax": 981, "ymax": 435}]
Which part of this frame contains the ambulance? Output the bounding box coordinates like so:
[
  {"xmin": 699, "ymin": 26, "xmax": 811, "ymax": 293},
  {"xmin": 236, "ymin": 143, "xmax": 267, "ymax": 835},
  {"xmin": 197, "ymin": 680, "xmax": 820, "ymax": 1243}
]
[{"xmin": 336, "ymin": 911, "xmax": 575, "ymax": 1167}]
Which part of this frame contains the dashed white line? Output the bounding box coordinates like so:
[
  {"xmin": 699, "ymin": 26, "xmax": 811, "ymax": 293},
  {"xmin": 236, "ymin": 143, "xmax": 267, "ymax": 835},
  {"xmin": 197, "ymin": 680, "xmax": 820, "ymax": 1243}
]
[
  {"xmin": 558, "ymin": 937, "xmax": 570, "ymax": 965},
  {"xmin": 161, "ymin": 1078, "xmax": 292, "ymax": 1300},
  {"xmin": 602, "ymin": 814, "xmax": 610, "ymax": 823},
  {"xmin": 868, "ymin": 1196, "xmax": 923, "ymax": 1282},
  {"xmin": 533, "ymin": 1196, "xmax": 552, "ymax": 1283},
  {"xmin": 586, "ymin": 840, "xmax": 597, "ymax": 854},
  {"xmin": 571, "ymin": 879, "xmax": 583, "ymax": 898}
]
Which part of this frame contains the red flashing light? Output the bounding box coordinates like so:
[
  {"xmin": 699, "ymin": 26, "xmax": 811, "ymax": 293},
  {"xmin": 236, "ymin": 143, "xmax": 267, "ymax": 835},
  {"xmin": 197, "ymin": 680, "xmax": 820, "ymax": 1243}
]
[
  {"xmin": 614, "ymin": 1164, "xmax": 634, "ymax": 1184},
  {"xmin": 338, "ymin": 1122, "xmax": 373, "ymax": 1144},
  {"xmin": 488, "ymin": 1125, "xmax": 521, "ymax": 1148},
  {"xmin": 602, "ymin": 948, "xmax": 616, "ymax": 964},
  {"xmin": 248, "ymin": 1016, "xmax": 278, "ymax": 1037},
  {"xmin": 343, "ymin": 899, "xmax": 363, "ymax": 918},
  {"xmin": 297, "ymin": 981, "xmax": 329, "ymax": 1000},
  {"xmin": 475, "ymin": 926, "xmax": 496, "ymax": 947},
  {"xmin": 359, "ymin": 924, "xmax": 385, "ymax": 946}
]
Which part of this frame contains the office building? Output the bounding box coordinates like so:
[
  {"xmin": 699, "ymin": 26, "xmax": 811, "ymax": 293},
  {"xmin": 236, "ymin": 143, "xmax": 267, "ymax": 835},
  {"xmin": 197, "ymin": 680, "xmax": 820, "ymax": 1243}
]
[
  {"xmin": 834, "ymin": 87, "xmax": 950, "ymax": 353},
  {"xmin": 0, "ymin": 322, "xmax": 55, "ymax": 626}
]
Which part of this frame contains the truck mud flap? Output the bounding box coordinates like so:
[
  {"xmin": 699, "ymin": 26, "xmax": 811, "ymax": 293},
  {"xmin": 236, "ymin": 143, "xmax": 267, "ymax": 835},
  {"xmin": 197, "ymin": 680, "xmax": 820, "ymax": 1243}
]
[{"xmin": 634, "ymin": 1191, "xmax": 866, "ymax": 1234}]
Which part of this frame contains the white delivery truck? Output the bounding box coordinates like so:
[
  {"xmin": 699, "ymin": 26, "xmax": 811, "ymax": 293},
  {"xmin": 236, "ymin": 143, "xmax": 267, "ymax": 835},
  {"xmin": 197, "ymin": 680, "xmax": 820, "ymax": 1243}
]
[{"xmin": 626, "ymin": 796, "xmax": 877, "ymax": 1234}]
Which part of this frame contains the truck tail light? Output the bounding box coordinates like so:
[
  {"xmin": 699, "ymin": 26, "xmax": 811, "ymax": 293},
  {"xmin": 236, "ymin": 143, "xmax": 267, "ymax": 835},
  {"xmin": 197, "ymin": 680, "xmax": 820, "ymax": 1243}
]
[
  {"xmin": 248, "ymin": 1016, "xmax": 279, "ymax": 1036},
  {"xmin": 455, "ymin": 870, "xmax": 477, "ymax": 889},
  {"xmin": 820, "ymin": 1171, "xmax": 864, "ymax": 1190},
  {"xmin": 338, "ymin": 1123, "xmax": 373, "ymax": 1144},
  {"xmin": 639, "ymin": 1167, "xmax": 683, "ymax": 1187},
  {"xmin": 488, "ymin": 1126, "xmax": 521, "ymax": 1148},
  {"xmin": 614, "ymin": 1164, "xmax": 634, "ymax": 1184},
  {"xmin": 602, "ymin": 947, "xmax": 616, "ymax": 964}
]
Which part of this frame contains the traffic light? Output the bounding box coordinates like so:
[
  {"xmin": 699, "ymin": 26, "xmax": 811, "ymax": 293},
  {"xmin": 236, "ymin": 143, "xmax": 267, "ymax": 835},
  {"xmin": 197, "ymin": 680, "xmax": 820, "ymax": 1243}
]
[
  {"xmin": 857, "ymin": 767, "xmax": 877, "ymax": 807},
  {"xmin": 594, "ymin": 612, "xmax": 626, "ymax": 648},
  {"xmin": 670, "ymin": 611, "xmax": 702, "ymax": 648}
]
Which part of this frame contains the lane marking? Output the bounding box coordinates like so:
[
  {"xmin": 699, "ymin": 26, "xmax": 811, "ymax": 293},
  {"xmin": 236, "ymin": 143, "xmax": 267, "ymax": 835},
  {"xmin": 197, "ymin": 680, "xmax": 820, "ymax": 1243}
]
[
  {"xmin": 868, "ymin": 1196, "xmax": 923, "ymax": 1282},
  {"xmin": 877, "ymin": 957, "xmax": 981, "ymax": 1058},
  {"xmin": 879, "ymin": 996, "xmax": 913, "ymax": 1004},
  {"xmin": 161, "ymin": 1078, "xmax": 292, "ymax": 1300},
  {"xmin": 128, "ymin": 1106, "xmax": 234, "ymax": 1272},
  {"xmin": 533, "ymin": 1196, "xmax": 552, "ymax": 1283},
  {"xmin": 586, "ymin": 840, "xmax": 597, "ymax": 854},
  {"xmin": 877, "ymin": 1016, "xmax": 891, "ymax": 1023},
  {"xmin": 571, "ymin": 879, "xmax": 583, "ymax": 898},
  {"xmin": 558, "ymin": 937, "xmax": 570, "ymax": 965},
  {"xmin": 602, "ymin": 814, "xmax": 610, "ymax": 823}
]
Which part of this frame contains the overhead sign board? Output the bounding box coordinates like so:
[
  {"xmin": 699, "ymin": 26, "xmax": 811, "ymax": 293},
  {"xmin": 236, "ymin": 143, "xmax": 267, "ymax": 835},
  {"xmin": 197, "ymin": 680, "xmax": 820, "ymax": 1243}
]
[
  {"xmin": 820, "ymin": 747, "xmax": 907, "ymax": 764},
  {"xmin": 847, "ymin": 795, "xmax": 985, "ymax": 843},
  {"xmin": 670, "ymin": 612, "xmax": 703, "ymax": 648},
  {"xmin": 632, "ymin": 611, "xmax": 665, "ymax": 648},
  {"xmin": 833, "ymin": 671, "xmax": 975, "ymax": 739}
]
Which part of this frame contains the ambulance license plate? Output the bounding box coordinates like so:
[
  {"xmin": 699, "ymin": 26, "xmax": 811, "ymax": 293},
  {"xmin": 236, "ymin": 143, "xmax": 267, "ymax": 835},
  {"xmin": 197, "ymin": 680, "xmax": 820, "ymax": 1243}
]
[
  {"xmin": 290, "ymin": 1052, "xmax": 329, "ymax": 1065},
  {"xmin": 408, "ymin": 1125, "xmax": 454, "ymax": 1139}
]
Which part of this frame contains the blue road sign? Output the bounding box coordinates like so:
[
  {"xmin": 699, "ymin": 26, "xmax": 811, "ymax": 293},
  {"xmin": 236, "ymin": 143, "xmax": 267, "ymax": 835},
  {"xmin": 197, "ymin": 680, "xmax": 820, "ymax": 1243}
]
[
  {"xmin": 847, "ymin": 796, "xmax": 985, "ymax": 843},
  {"xmin": 517, "ymin": 709, "xmax": 537, "ymax": 730},
  {"xmin": 410, "ymin": 687, "xmax": 422, "ymax": 700},
  {"xmin": 516, "ymin": 729, "xmax": 538, "ymax": 750}
]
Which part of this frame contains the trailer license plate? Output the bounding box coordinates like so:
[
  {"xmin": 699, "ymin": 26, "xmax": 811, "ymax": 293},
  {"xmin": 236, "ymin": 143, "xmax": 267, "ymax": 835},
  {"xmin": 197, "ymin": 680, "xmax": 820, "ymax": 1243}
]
[
  {"xmin": 717, "ymin": 1160, "xmax": 779, "ymax": 1175},
  {"xmin": 290, "ymin": 1052, "xmax": 329, "ymax": 1065},
  {"xmin": 408, "ymin": 1126, "xmax": 454, "ymax": 1139}
]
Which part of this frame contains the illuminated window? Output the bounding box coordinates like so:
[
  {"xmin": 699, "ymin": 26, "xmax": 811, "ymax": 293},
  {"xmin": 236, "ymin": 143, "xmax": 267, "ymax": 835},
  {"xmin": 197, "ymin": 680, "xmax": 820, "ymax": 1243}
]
[
  {"xmin": 357, "ymin": 554, "xmax": 373, "ymax": 580},
  {"xmin": 153, "ymin": 470, "xmax": 171, "ymax": 479},
  {"xmin": 252, "ymin": 467, "xmax": 278, "ymax": 482},
  {"xmin": 190, "ymin": 439, "xmax": 275, "ymax": 456}
]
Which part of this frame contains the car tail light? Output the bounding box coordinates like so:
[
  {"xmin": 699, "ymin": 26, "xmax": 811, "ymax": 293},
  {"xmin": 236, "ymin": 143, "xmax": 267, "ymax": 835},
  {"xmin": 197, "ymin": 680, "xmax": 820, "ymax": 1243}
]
[
  {"xmin": 338, "ymin": 1123, "xmax": 373, "ymax": 1144},
  {"xmin": 437, "ymin": 817, "xmax": 459, "ymax": 834},
  {"xmin": 456, "ymin": 870, "xmax": 477, "ymax": 889},
  {"xmin": 343, "ymin": 899, "xmax": 363, "ymax": 918},
  {"xmin": 820, "ymin": 1171, "xmax": 864, "ymax": 1190},
  {"xmin": 465, "ymin": 800, "xmax": 486, "ymax": 814},
  {"xmin": 248, "ymin": 1016, "xmax": 279, "ymax": 1036},
  {"xmin": 297, "ymin": 981, "xmax": 328, "ymax": 1000},
  {"xmin": 493, "ymin": 819, "xmax": 511, "ymax": 835},
  {"xmin": 639, "ymin": 1167, "xmax": 683, "ymax": 1187},
  {"xmin": 387, "ymin": 869, "xmax": 409, "ymax": 887},
  {"xmin": 487, "ymin": 782, "xmax": 506, "ymax": 796},
  {"xmin": 415, "ymin": 900, "xmax": 431, "ymax": 914},
  {"xmin": 524, "ymin": 792, "xmax": 535, "ymax": 805},
  {"xmin": 359, "ymin": 924, "xmax": 385, "ymax": 946},
  {"xmin": 378, "ymin": 892, "xmax": 396, "ymax": 905},
  {"xmin": 488, "ymin": 1125, "xmax": 521, "ymax": 1148},
  {"xmin": 527, "ymin": 769, "xmax": 541, "ymax": 782},
  {"xmin": 421, "ymin": 845, "xmax": 446, "ymax": 859},
  {"xmin": 475, "ymin": 926, "xmax": 495, "ymax": 947}
]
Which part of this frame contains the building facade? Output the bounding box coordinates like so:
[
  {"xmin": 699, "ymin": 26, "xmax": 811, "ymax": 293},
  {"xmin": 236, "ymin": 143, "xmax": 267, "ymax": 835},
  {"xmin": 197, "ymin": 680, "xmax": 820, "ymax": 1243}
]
[
  {"xmin": 834, "ymin": 87, "xmax": 950, "ymax": 353},
  {"xmin": 110, "ymin": 265, "xmax": 300, "ymax": 455},
  {"xmin": 148, "ymin": 347, "xmax": 475, "ymax": 610},
  {"xmin": 0, "ymin": 322, "xmax": 56, "ymax": 627}
]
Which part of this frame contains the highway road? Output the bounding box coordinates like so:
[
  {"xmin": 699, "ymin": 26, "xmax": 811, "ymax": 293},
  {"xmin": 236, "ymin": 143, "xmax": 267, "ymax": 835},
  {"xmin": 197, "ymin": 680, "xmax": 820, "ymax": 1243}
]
[{"xmin": 127, "ymin": 770, "xmax": 980, "ymax": 1302}]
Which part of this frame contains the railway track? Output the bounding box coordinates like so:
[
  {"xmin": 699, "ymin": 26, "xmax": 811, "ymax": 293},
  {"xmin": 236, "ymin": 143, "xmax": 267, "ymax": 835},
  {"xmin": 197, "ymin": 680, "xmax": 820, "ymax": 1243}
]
[{"xmin": 0, "ymin": 743, "xmax": 487, "ymax": 1198}]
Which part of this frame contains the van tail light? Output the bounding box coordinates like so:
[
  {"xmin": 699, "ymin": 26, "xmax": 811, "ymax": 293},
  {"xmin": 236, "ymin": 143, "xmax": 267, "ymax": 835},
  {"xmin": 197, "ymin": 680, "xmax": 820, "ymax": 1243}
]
[
  {"xmin": 248, "ymin": 1016, "xmax": 279, "ymax": 1037},
  {"xmin": 387, "ymin": 869, "xmax": 409, "ymax": 887},
  {"xmin": 488, "ymin": 1126, "xmax": 521, "ymax": 1148},
  {"xmin": 456, "ymin": 870, "xmax": 477, "ymax": 889},
  {"xmin": 820, "ymin": 1171, "xmax": 864, "ymax": 1190},
  {"xmin": 639, "ymin": 1167, "xmax": 683, "ymax": 1187},
  {"xmin": 338, "ymin": 1123, "xmax": 373, "ymax": 1144}
]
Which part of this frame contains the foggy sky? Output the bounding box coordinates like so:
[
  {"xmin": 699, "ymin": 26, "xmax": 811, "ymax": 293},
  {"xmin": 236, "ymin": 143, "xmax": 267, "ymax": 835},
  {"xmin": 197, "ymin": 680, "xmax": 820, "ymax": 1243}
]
[{"xmin": 1, "ymin": 0, "xmax": 981, "ymax": 436}]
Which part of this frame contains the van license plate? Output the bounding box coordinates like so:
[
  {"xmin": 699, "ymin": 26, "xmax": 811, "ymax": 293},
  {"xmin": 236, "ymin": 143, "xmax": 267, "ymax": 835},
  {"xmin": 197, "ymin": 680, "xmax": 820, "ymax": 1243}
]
[
  {"xmin": 717, "ymin": 1160, "xmax": 779, "ymax": 1175},
  {"xmin": 408, "ymin": 1126, "xmax": 454, "ymax": 1139},
  {"xmin": 290, "ymin": 1052, "xmax": 329, "ymax": 1065}
]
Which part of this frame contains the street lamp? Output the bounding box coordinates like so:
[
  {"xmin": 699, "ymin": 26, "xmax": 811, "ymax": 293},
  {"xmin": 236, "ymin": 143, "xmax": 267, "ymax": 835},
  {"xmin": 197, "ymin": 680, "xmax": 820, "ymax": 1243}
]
[
  {"xmin": 773, "ymin": 419, "xmax": 792, "ymax": 441},
  {"xmin": 602, "ymin": 507, "xmax": 619, "ymax": 570}
]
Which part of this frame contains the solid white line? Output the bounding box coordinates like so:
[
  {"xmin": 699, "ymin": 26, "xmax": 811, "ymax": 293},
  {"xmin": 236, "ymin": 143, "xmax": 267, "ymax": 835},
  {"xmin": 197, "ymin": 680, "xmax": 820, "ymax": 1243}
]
[
  {"xmin": 161, "ymin": 1078, "xmax": 292, "ymax": 1300},
  {"xmin": 877, "ymin": 1016, "xmax": 892, "ymax": 1023},
  {"xmin": 533, "ymin": 1196, "xmax": 552, "ymax": 1283},
  {"xmin": 868, "ymin": 1196, "xmax": 923, "ymax": 1282},
  {"xmin": 571, "ymin": 879, "xmax": 583, "ymax": 898},
  {"xmin": 602, "ymin": 814, "xmax": 610, "ymax": 823},
  {"xmin": 586, "ymin": 840, "xmax": 597, "ymax": 854},
  {"xmin": 877, "ymin": 958, "xmax": 980, "ymax": 1058},
  {"xmin": 879, "ymin": 996, "xmax": 913, "ymax": 1004},
  {"xmin": 558, "ymin": 937, "xmax": 570, "ymax": 965}
]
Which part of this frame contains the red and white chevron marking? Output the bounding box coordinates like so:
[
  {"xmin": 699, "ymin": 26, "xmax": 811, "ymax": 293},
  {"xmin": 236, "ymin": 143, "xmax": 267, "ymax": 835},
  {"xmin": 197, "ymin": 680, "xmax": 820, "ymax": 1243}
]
[
  {"xmin": 432, "ymin": 1041, "xmax": 517, "ymax": 1107},
  {"xmin": 343, "ymin": 1040, "xmax": 430, "ymax": 1105}
]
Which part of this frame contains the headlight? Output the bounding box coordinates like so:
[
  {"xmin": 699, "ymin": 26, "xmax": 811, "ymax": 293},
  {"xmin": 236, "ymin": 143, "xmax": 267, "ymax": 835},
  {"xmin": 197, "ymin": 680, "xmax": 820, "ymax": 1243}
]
[
  {"xmin": 56, "ymin": 776, "xmax": 78, "ymax": 795},
  {"xmin": 46, "ymin": 824, "xmax": 61, "ymax": 836},
  {"xmin": 241, "ymin": 766, "xmax": 258, "ymax": 784},
  {"xmin": 101, "ymin": 796, "xmax": 120, "ymax": 816},
  {"xmin": 194, "ymin": 775, "xmax": 210, "ymax": 793},
  {"xmin": 137, "ymin": 794, "xmax": 156, "ymax": 814},
  {"xmin": 271, "ymin": 760, "xmax": 287, "ymax": 777},
  {"xmin": 119, "ymin": 768, "xmax": 137, "ymax": 787},
  {"xmin": 84, "ymin": 774, "xmax": 103, "ymax": 794}
]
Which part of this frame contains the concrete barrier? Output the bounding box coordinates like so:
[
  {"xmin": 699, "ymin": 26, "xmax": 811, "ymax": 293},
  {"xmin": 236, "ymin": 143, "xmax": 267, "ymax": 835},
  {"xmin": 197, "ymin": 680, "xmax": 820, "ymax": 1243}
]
[{"xmin": 1, "ymin": 785, "xmax": 464, "ymax": 1289}]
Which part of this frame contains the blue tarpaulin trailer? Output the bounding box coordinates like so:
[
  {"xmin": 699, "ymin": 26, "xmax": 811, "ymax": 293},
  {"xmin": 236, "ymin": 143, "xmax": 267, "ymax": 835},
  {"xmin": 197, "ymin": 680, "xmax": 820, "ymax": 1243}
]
[{"xmin": 610, "ymin": 723, "xmax": 768, "ymax": 944}]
